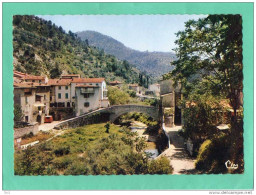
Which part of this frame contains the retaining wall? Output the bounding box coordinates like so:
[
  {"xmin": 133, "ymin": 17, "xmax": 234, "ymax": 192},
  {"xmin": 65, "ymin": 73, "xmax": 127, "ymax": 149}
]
[{"xmin": 14, "ymin": 123, "xmax": 39, "ymax": 139}]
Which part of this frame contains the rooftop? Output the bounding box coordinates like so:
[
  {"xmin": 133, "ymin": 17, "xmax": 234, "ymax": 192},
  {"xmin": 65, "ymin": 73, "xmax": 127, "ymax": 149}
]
[
  {"xmin": 14, "ymin": 82, "xmax": 50, "ymax": 88},
  {"xmin": 48, "ymin": 79, "xmax": 72, "ymax": 86},
  {"xmin": 110, "ymin": 80, "xmax": 122, "ymax": 84},
  {"xmin": 13, "ymin": 71, "xmax": 45, "ymax": 80},
  {"xmin": 75, "ymin": 84, "xmax": 100, "ymax": 88},
  {"xmin": 71, "ymin": 78, "xmax": 105, "ymax": 83}
]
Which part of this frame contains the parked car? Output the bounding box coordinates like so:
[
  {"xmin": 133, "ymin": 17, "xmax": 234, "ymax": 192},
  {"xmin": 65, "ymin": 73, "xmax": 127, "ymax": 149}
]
[{"xmin": 44, "ymin": 115, "xmax": 53, "ymax": 123}]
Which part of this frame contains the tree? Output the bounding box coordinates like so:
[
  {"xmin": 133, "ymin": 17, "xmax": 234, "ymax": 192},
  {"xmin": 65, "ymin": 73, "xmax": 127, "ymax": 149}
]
[
  {"xmin": 14, "ymin": 104, "xmax": 24, "ymax": 122},
  {"xmin": 169, "ymin": 15, "xmax": 242, "ymax": 124},
  {"xmin": 166, "ymin": 15, "xmax": 243, "ymax": 173},
  {"xmin": 104, "ymin": 123, "xmax": 110, "ymax": 133},
  {"xmin": 50, "ymin": 63, "xmax": 62, "ymax": 78}
]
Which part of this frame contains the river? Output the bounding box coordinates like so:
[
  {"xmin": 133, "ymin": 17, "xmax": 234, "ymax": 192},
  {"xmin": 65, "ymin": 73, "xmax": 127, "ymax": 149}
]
[{"xmin": 130, "ymin": 121, "xmax": 159, "ymax": 159}]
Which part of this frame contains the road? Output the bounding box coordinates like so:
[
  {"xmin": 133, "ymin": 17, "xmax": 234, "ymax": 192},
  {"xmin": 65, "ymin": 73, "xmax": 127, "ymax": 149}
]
[
  {"xmin": 39, "ymin": 121, "xmax": 60, "ymax": 131},
  {"xmin": 158, "ymin": 125, "xmax": 198, "ymax": 174}
]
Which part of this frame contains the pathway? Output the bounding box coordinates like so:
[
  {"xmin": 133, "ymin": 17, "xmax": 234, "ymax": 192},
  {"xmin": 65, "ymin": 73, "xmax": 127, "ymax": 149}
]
[
  {"xmin": 39, "ymin": 121, "xmax": 61, "ymax": 131},
  {"xmin": 158, "ymin": 125, "xmax": 198, "ymax": 174}
]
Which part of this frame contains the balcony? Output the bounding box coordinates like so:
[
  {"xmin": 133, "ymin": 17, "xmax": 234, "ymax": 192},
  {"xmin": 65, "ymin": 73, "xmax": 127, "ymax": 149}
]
[{"xmin": 80, "ymin": 88, "xmax": 94, "ymax": 94}]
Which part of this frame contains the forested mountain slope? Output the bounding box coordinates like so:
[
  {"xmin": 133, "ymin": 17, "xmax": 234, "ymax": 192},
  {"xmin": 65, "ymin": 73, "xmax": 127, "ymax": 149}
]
[
  {"xmin": 13, "ymin": 15, "xmax": 150, "ymax": 85},
  {"xmin": 77, "ymin": 31, "xmax": 177, "ymax": 78}
]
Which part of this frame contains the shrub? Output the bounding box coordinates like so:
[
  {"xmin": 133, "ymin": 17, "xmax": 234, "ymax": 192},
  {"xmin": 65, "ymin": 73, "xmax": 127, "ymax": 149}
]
[
  {"xmin": 64, "ymin": 161, "xmax": 91, "ymax": 175},
  {"xmin": 148, "ymin": 157, "xmax": 173, "ymax": 174},
  {"xmin": 107, "ymin": 86, "xmax": 130, "ymax": 105},
  {"xmin": 53, "ymin": 156, "xmax": 73, "ymax": 170},
  {"xmin": 195, "ymin": 134, "xmax": 230, "ymax": 173},
  {"xmin": 21, "ymin": 132, "xmax": 34, "ymax": 139},
  {"xmin": 14, "ymin": 104, "xmax": 24, "ymax": 123},
  {"xmin": 54, "ymin": 146, "xmax": 70, "ymax": 157}
]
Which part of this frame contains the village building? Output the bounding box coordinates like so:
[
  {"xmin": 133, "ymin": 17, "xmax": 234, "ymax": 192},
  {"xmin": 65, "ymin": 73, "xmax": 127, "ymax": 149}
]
[
  {"xmin": 60, "ymin": 74, "xmax": 80, "ymax": 79},
  {"xmin": 13, "ymin": 82, "xmax": 50, "ymax": 124},
  {"xmin": 13, "ymin": 71, "xmax": 110, "ymax": 122},
  {"xmin": 148, "ymin": 83, "xmax": 160, "ymax": 96},
  {"xmin": 48, "ymin": 76, "xmax": 109, "ymax": 118},
  {"xmin": 14, "ymin": 70, "xmax": 48, "ymax": 84},
  {"xmin": 48, "ymin": 78, "xmax": 72, "ymax": 108},
  {"xmin": 109, "ymin": 80, "xmax": 123, "ymax": 87},
  {"xmin": 159, "ymin": 79, "xmax": 182, "ymax": 127},
  {"xmin": 71, "ymin": 78, "xmax": 109, "ymax": 116},
  {"xmin": 129, "ymin": 84, "xmax": 141, "ymax": 94}
]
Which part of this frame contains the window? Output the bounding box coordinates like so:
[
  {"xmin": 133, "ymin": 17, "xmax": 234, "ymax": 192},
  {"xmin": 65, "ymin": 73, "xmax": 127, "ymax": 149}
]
[
  {"xmin": 65, "ymin": 93, "xmax": 68, "ymax": 99},
  {"xmin": 39, "ymin": 80, "xmax": 42, "ymax": 83},
  {"xmin": 24, "ymin": 92, "xmax": 32, "ymax": 95},
  {"xmin": 25, "ymin": 116, "xmax": 29, "ymax": 122},
  {"xmin": 25, "ymin": 96, "xmax": 28, "ymax": 104},
  {"xmin": 32, "ymin": 80, "xmax": 35, "ymax": 82},
  {"xmin": 84, "ymin": 102, "xmax": 90, "ymax": 107},
  {"xmin": 90, "ymin": 83, "xmax": 92, "ymax": 85},
  {"xmin": 65, "ymin": 86, "xmax": 68, "ymax": 90},
  {"xmin": 58, "ymin": 93, "xmax": 61, "ymax": 99},
  {"xmin": 84, "ymin": 94, "xmax": 89, "ymax": 98},
  {"xmin": 44, "ymin": 95, "xmax": 46, "ymax": 100},
  {"xmin": 58, "ymin": 86, "xmax": 61, "ymax": 90},
  {"xmin": 35, "ymin": 95, "xmax": 41, "ymax": 102},
  {"xmin": 96, "ymin": 83, "xmax": 99, "ymax": 86}
]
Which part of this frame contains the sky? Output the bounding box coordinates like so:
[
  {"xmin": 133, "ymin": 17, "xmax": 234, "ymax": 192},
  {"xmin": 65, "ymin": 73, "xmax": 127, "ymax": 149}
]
[{"xmin": 39, "ymin": 15, "xmax": 206, "ymax": 52}]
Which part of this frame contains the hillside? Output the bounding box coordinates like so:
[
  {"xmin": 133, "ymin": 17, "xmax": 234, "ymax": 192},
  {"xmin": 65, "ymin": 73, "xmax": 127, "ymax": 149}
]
[
  {"xmin": 13, "ymin": 15, "xmax": 150, "ymax": 85},
  {"xmin": 76, "ymin": 31, "xmax": 177, "ymax": 78}
]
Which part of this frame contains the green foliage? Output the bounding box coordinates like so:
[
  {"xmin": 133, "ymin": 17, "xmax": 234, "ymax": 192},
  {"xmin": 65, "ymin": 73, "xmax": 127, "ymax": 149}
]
[
  {"xmin": 13, "ymin": 15, "xmax": 145, "ymax": 84},
  {"xmin": 77, "ymin": 30, "xmax": 176, "ymax": 78},
  {"xmin": 14, "ymin": 104, "xmax": 24, "ymax": 122},
  {"xmin": 182, "ymin": 94, "xmax": 224, "ymax": 141},
  {"xmin": 54, "ymin": 146, "xmax": 70, "ymax": 157},
  {"xmin": 14, "ymin": 123, "xmax": 173, "ymax": 175},
  {"xmin": 148, "ymin": 157, "xmax": 173, "ymax": 174},
  {"xmin": 107, "ymin": 86, "xmax": 131, "ymax": 105},
  {"xmin": 104, "ymin": 122, "xmax": 110, "ymax": 133},
  {"xmin": 169, "ymin": 15, "xmax": 242, "ymax": 116},
  {"xmin": 163, "ymin": 15, "xmax": 243, "ymax": 174},
  {"xmin": 143, "ymin": 98, "xmax": 159, "ymax": 106},
  {"xmin": 195, "ymin": 134, "xmax": 230, "ymax": 174}
]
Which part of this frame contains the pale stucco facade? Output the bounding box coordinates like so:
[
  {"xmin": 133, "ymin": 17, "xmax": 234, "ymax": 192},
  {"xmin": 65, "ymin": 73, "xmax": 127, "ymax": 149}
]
[
  {"xmin": 54, "ymin": 85, "xmax": 72, "ymax": 107},
  {"xmin": 14, "ymin": 86, "xmax": 50, "ymax": 124},
  {"xmin": 75, "ymin": 86, "xmax": 101, "ymax": 116}
]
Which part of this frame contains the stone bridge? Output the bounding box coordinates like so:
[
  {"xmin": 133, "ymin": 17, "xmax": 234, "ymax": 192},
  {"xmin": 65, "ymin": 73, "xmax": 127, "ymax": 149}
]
[
  {"xmin": 107, "ymin": 104, "xmax": 159, "ymax": 122},
  {"xmin": 54, "ymin": 104, "xmax": 159, "ymax": 129}
]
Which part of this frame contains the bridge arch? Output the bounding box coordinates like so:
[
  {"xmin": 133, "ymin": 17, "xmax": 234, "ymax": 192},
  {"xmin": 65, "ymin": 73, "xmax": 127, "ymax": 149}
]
[
  {"xmin": 108, "ymin": 105, "xmax": 159, "ymax": 122},
  {"xmin": 54, "ymin": 104, "xmax": 159, "ymax": 130}
]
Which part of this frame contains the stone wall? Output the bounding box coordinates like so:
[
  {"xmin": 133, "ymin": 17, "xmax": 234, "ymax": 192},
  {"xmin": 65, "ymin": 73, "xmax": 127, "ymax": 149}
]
[
  {"xmin": 54, "ymin": 105, "xmax": 159, "ymax": 130},
  {"xmin": 108, "ymin": 105, "xmax": 159, "ymax": 122},
  {"xmin": 161, "ymin": 93, "xmax": 175, "ymax": 107},
  {"xmin": 54, "ymin": 110, "xmax": 110, "ymax": 129},
  {"xmin": 14, "ymin": 122, "xmax": 39, "ymax": 139}
]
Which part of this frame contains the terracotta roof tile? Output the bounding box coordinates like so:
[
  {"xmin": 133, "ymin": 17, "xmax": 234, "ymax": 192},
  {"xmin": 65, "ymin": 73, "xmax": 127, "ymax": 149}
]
[
  {"xmin": 48, "ymin": 79, "xmax": 72, "ymax": 86},
  {"xmin": 14, "ymin": 82, "xmax": 49, "ymax": 88},
  {"xmin": 24, "ymin": 75, "xmax": 45, "ymax": 80},
  {"xmin": 110, "ymin": 80, "xmax": 122, "ymax": 84},
  {"xmin": 72, "ymin": 78, "xmax": 105, "ymax": 83},
  {"xmin": 14, "ymin": 82, "xmax": 37, "ymax": 88},
  {"xmin": 13, "ymin": 71, "xmax": 45, "ymax": 80},
  {"xmin": 75, "ymin": 84, "xmax": 99, "ymax": 88}
]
